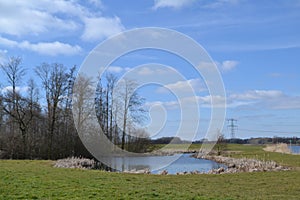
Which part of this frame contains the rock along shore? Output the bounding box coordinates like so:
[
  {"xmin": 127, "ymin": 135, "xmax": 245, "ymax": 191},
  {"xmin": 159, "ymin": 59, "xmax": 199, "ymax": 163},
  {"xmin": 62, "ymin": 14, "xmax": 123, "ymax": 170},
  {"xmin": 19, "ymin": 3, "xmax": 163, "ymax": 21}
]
[{"xmin": 193, "ymin": 154, "xmax": 290, "ymax": 174}]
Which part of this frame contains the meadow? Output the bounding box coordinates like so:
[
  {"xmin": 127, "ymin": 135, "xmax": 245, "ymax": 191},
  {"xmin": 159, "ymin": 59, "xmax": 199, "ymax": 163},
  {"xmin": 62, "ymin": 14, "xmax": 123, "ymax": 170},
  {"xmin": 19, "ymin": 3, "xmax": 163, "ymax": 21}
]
[{"xmin": 1, "ymin": 144, "xmax": 300, "ymax": 199}]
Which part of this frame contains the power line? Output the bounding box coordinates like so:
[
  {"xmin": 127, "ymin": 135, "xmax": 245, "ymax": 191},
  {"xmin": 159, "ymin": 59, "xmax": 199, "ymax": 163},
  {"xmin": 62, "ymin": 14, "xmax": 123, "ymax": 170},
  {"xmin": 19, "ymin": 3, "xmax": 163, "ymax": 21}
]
[{"xmin": 227, "ymin": 118, "xmax": 238, "ymax": 139}]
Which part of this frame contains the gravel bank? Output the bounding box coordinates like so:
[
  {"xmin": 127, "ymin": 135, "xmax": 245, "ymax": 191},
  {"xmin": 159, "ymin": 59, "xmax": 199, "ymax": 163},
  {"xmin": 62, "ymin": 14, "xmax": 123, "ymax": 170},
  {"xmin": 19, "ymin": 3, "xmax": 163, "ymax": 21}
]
[{"xmin": 194, "ymin": 154, "xmax": 289, "ymax": 174}]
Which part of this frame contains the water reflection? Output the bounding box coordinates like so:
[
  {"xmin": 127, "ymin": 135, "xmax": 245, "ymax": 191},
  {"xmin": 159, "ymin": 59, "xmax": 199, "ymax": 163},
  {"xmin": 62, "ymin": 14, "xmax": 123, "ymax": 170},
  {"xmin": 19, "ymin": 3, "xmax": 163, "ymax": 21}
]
[
  {"xmin": 289, "ymin": 145, "xmax": 300, "ymax": 154},
  {"xmin": 110, "ymin": 154, "xmax": 226, "ymax": 174}
]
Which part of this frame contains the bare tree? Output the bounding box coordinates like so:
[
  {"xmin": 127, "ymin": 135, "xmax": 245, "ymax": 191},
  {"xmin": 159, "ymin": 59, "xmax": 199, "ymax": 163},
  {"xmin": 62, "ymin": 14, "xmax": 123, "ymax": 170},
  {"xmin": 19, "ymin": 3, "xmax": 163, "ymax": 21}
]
[
  {"xmin": 0, "ymin": 86, "xmax": 4, "ymax": 131},
  {"xmin": 0, "ymin": 57, "xmax": 150, "ymax": 159},
  {"xmin": 95, "ymin": 75, "xmax": 106, "ymax": 133},
  {"xmin": 106, "ymin": 73, "xmax": 117, "ymax": 141},
  {"xmin": 26, "ymin": 79, "xmax": 42, "ymax": 158},
  {"xmin": 0, "ymin": 57, "xmax": 37, "ymax": 157},
  {"xmin": 0, "ymin": 90, "xmax": 4, "ymax": 154},
  {"xmin": 115, "ymin": 79, "xmax": 146, "ymax": 150},
  {"xmin": 72, "ymin": 74, "xmax": 95, "ymax": 133},
  {"xmin": 35, "ymin": 63, "xmax": 69, "ymax": 159},
  {"xmin": 216, "ymin": 131, "xmax": 227, "ymax": 155},
  {"xmin": 61, "ymin": 66, "xmax": 77, "ymax": 156},
  {"xmin": 0, "ymin": 57, "xmax": 25, "ymax": 108}
]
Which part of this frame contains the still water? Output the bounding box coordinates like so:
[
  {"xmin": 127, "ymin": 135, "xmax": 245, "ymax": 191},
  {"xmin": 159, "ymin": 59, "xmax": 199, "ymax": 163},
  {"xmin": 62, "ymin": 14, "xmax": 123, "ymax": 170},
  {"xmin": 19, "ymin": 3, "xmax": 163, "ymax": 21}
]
[
  {"xmin": 289, "ymin": 145, "xmax": 300, "ymax": 154},
  {"xmin": 110, "ymin": 154, "xmax": 226, "ymax": 174}
]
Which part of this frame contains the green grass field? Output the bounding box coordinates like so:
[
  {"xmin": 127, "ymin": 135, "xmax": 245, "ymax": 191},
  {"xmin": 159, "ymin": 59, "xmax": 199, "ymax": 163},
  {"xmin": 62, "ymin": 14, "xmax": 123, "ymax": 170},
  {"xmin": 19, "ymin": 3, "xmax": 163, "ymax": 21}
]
[{"xmin": 1, "ymin": 144, "xmax": 300, "ymax": 199}]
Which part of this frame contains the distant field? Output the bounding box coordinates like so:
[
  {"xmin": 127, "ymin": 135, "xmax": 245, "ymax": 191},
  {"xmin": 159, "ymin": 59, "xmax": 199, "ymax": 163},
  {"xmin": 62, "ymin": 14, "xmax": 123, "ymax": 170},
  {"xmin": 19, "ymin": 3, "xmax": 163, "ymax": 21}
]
[{"xmin": 1, "ymin": 144, "xmax": 300, "ymax": 199}]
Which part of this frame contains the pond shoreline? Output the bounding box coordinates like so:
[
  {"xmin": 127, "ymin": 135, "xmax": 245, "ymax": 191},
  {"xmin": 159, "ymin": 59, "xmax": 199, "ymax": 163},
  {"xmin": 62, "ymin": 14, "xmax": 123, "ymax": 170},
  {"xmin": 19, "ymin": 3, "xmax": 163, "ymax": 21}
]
[
  {"xmin": 54, "ymin": 151, "xmax": 290, "ymax": 175},
  {"xmin": 193, "ymin": 154, "xmax": 289, "ymax": 174}
]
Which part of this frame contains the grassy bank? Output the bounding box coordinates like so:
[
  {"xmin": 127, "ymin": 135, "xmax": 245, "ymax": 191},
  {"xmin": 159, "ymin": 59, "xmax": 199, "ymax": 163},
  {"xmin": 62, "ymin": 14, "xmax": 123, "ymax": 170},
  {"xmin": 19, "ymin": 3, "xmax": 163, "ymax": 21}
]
[{"xmin": 1, "ymin": 144, "xmax": 300, "ymax": 199}]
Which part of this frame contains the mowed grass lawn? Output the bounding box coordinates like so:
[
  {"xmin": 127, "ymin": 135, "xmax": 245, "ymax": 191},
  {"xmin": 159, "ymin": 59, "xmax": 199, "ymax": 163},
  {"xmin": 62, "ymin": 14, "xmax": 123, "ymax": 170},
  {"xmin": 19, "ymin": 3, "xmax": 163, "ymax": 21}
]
[{"xmin": 1, "ymin": 145, "xmax": 300, "ymax": 200}]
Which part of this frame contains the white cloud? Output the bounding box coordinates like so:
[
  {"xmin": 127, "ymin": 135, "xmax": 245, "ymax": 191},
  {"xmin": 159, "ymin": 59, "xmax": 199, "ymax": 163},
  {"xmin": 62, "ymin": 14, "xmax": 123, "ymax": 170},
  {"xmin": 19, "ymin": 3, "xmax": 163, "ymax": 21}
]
[
  {"xmin": 210, "ymin": 42, "xmax": 300, "ymax": 52},
  {"xmin": 271, "ymin": 96, "xmax": 300, "ymax": 109},
  {"xmin": 153, "ymin": 0, "xmax": 196, "ymax": 9},
  {"xmin": 153, "ymin": 0, "xmax": 239, "ymax": 10},
  {"xmin": 146, "ymin": 94, "xmax": 226, "ymax": 111},
  {"xmin": 19, "ymin": 41, "xmax": 82, "ymax": 56},
  {"xmin": 99, "ymin": 66, "xmax": 131, "ymax": 74},
  {"xmin": 188, "ymin": 90, "xmax": 300, "ymax": 110},
  {"xmin": 181, "ymin": 95, "xmax": 227, "ymax": 108},
  {"xmin": 145, "ymin": 100, "xmax": 179, "ymax": 110},
  {"xmin": 0, "ymin": 36, "xmax": 18, "ymax": 48},
  {"xmin": 230, "ymin": 90, "xmax": 283, "ymax": 100},
  {"xmin": 0, "ymin": 36, "xmax": 81, "ymax": 56},
  {"xmin": 137, "ymin": 67, "xmax": 153, "ymax": 76},
  {"xmin": 228, "ymin": 90, "xmax": 300, "ymax": 110},
  {"xmin": 0, "ymin": 0, "xmax": 125, "ymax": 43},
  {"xmin": 136, "ymin": 67, "xmax": 169, "ymax": 76},
  {"xmin": 0, "ymin": 49, "xmax": 8, "ymax": 64},
  {"xmin": 157, "ymin": 78, "xmax": 206, "ymax": 94},
  {"xmin": 164, "ymin": 101, "xmax": 179, "ymax": 110},
  {"xmin": 215, "ymin": 60, "xmax": 239, "ymax": 72},
  {"xmin": 202, "ymin": 0, "xmax": 239, "ymax": 9},
  {"xmin": 197, "ymin": 61, "xmax": 218, "ymax": 71},
  {"xmin": 1, "ymin": 86, "xmax": 29, "ymax": 94},
  {"xmin": 146, "ymin": 89, "xmax": 300, "ymax": 111},
  {"xmin": 81, "ymin": 16, "xmax": 125, "ymax": 42},
  {"xmin": 0, "ymin": 0, "xmax": 79, "ymax": 36},
  {"xmin": 221, "ymin": 60, "xmax": 239, "ymax": 71},
  {"xmin": 107, "ymin": 66, "xmax": 125, "ymax": 73}
]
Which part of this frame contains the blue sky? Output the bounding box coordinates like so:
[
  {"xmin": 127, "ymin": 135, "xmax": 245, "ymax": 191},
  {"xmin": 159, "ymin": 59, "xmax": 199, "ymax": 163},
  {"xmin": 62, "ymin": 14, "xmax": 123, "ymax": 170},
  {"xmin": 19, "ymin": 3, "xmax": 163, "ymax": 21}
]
[{"xmin": 0, "ymin": 0, "xmax": 300, "ymax": 140}]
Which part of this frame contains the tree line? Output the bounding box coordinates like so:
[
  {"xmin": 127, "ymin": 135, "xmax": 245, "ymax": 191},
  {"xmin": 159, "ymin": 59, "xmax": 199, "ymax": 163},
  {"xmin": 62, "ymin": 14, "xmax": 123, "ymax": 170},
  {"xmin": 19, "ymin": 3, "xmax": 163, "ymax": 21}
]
[{"xmin": 0, "ymin": 57, "xmax": 150, "ymax": 160}]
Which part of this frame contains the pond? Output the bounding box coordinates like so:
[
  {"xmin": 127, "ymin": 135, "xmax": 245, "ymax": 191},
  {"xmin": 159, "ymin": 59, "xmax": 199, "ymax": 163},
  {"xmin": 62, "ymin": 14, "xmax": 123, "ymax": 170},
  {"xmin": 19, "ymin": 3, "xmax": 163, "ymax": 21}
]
[
  {"xmin": 289, "ymin": 145, "xmax": 300, "ymax": 154},
  {"xmin": 110, "ymin": 153, "xmax": 226, "ymax": 174}
]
